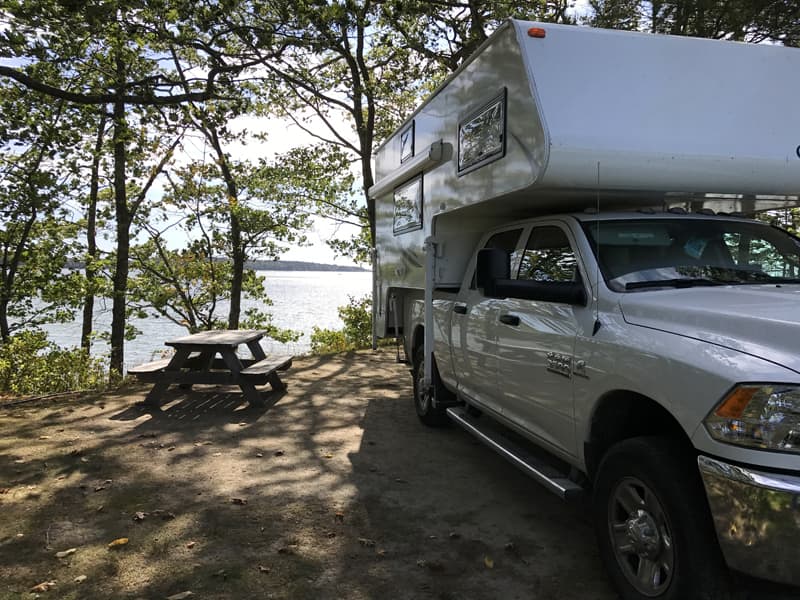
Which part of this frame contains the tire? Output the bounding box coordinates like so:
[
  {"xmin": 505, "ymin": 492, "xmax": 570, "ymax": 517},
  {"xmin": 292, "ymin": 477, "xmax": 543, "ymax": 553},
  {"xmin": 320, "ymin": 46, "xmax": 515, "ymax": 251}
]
[
  {"xmin": 593, "ymin": 436, "xmax": 730, "ymax": 600},
  {"xmin": 412, "ymin": 345, "xmax": 451, "ymax": 427}
]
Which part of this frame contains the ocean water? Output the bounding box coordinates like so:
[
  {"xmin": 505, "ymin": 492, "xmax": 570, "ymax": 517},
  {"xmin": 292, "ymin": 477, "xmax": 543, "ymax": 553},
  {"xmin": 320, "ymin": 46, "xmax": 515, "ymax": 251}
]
[{"xmin": 42, "ymin": 270, "xmax": 372, "ymax": 370}]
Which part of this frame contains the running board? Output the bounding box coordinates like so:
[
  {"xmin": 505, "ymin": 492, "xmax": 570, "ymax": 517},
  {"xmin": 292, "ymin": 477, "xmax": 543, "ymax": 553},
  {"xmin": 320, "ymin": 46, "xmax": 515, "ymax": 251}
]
[{"xmin": 446, "ymin": 407, "xmax": 584, "ymax": 501}]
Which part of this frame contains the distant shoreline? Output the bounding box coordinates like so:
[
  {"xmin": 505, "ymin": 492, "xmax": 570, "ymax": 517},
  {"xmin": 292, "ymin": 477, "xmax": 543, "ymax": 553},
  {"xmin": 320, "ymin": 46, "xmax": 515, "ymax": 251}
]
[
  {"xmin": 64, "ymin": 259, "xmax": 369, "ymax": 273},
  {"xmin": 246, "ymin": 260, "xmax": 368, "ymax": 272}
]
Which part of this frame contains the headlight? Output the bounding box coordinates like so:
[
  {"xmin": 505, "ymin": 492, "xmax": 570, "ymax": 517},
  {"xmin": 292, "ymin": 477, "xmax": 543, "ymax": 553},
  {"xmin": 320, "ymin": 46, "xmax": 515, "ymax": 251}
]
[{"xmin": 705, "ymin": 384, "xmax": 800, "ymax": 452}]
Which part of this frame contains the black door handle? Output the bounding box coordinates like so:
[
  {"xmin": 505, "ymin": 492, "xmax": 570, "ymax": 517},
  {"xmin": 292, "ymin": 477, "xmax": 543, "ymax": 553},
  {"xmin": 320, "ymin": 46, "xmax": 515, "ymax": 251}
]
[
  {"xmin": 453, "ymin": 304, "xmax": 468, "ymax": 315},
  {"xmin": 499, "ymin": 314, "xmax": 520, "ymax": 326}
]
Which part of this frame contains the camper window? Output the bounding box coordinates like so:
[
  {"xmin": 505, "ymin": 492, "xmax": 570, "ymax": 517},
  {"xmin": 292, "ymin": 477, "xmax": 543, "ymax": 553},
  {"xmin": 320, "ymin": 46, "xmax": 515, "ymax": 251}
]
[
  {"xmin": 400, "ymin": 121, "xmax": 414, "ymax": 163},
  {"xmin": 458, "ymin": 89, "xmax": 507, "ymax": 175},
  {"xmin": 393, "ymin": 175, "xmax": 423, "ymax": 234}
]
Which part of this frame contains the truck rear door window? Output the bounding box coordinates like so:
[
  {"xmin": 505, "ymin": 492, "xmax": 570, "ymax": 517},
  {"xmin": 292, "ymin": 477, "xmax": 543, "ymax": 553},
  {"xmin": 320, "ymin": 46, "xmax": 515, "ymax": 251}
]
[
  {"xmin": 470, "ymin": 228, "xmax": 523, "ymax": 289},
  {"xmin": 518, "ymin": 227, "xmax": 578, "ymax": 283}
]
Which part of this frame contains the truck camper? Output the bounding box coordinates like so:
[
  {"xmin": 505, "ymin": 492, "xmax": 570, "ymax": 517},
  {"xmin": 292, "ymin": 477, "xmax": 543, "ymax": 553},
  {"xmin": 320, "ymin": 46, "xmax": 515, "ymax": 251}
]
[{"xmin": 370, "ymin": 19, "xmax": 800, "ymax": 600}]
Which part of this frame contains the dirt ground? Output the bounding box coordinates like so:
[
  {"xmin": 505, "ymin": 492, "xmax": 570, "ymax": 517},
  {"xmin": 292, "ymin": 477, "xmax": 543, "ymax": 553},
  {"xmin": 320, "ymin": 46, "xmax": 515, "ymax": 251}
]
[{"xmin": 1, "ymin": 349, "xmax": 795, "ymax": 600}]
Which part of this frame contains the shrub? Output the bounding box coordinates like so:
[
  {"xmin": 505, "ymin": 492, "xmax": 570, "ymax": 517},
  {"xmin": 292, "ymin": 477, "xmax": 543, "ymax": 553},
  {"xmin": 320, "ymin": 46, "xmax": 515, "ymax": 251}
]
[
  {"xmin": 0, "ymin": 330, "xmax": 107, "ymax": 396},
  {"xmin": 310, "ymin": 295, "xmax": 373, "ymax": 354}
]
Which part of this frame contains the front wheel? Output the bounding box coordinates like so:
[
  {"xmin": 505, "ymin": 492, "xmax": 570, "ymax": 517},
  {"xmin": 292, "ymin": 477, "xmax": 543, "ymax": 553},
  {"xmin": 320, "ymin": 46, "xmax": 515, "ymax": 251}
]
[
  {"xmin": 593, "ymin": 437, "xmax": 729, "ymax": 600},
  {"xmin": 412, "ymin": 346, "xmax": 451, "ymax": 427}
]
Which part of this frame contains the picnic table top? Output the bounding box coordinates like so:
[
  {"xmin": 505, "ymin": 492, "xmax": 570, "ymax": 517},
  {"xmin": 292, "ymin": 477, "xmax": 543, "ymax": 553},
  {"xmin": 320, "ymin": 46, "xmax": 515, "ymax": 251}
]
[{"xmin": 165, "ymin": 329, "xmax": 267, "ymax": 348}]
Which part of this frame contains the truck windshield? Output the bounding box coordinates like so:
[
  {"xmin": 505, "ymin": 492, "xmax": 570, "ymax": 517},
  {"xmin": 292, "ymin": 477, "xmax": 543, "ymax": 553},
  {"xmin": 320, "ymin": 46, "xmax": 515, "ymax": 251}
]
[{"xmin": 582, "ymin": 218, "xmax": 800, "ymax": 292}]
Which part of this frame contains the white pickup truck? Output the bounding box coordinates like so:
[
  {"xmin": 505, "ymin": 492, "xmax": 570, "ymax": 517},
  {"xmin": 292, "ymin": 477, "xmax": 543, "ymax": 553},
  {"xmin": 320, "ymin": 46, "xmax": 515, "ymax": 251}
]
[{"xmin": 369, "ymin": 20, "xmax": 800, "ymax": 600}]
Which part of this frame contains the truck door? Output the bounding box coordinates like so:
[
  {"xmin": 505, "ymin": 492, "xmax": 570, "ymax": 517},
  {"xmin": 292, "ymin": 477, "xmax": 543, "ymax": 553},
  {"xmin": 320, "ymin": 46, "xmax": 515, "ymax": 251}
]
[
  {"xmin": 495, "ymin": 224, "xmax": 593, "ymax": 458},
  {"xmin": 450, "ymin": 228, "xmax": 523, "ymax": 413}
]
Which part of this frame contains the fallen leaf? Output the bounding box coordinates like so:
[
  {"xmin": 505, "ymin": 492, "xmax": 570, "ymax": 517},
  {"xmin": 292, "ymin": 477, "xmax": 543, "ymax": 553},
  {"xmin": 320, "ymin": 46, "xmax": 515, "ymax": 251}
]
[
  {"xmin": 255, "ymin": 453, "xmax": 264, "ymax": 458},
  {"xmin": 167, "ymin": 446, "xmax": 176, "ymax": 452},
  {"xmin": 238, "ymin": 422, "xmax": 247, "ymax": 427},
  {"xmin": 133, "ymin": 512, "xmax": 147, "ymax": 522},
  {"xmin": 30, "ymin": 581, "xmax": 57, "ymax": 593},
  {"xmin": 94, "ymin": 485, "xmax": 106, "ymax": 492},
  {"xmin": 273, "ymin": 450, "xmax": 284, "ymax": 457},
  {"xmin": 231, "ymin": 498, "xmax": 248, "ymax": 505},
  {"xmin": 166, "ymin": 592, "xmax": 194, "ymax": 600},
  {"xmin": 212, "ymin": 452, "xmax": 222, "ymax": 457},
  {"xmin": 14, "ymin": 459, "xmax": 24, "ymax": 464},
  {"xmin": 55, "ymin": 475, "xmax": 66, "ymax": 481},
  {"xmin": 80, "ymin": 457, "xmax": 89, "ymax": 463},
  {"xmin": 323, "ymin": 453, "xmax": 333, "ymax": 459},
  {"xmin": 202, "ymin": 441, "xmax": 213, "ymax": 446},
  {"xmin": 185, "ymin": 541, "xmax": 196, "ymax": 549},
  {"xmin": 39, "ymin": 435, "xmax": 50, "ymax": 440},
  {"xmin": 358, "ymin": 538, "xmax": 376, "ymax": 548},
  {"xmin": 96, "ymin": 505, "xmax": 104, "ymax": 513},
  {"xmin": 258, "ymin": 566, "xmax": 271, "ymax": 573},
  {"xmin": 55, "ymin": 548, "xmax": 77, "ymax": 558},
  {"xmin": 484, "ymin": 556, "xmax": 494, "ymax": 569},
  {"xmin": 74, "ymin": 575, "xmax": 87, "ymax": 584},
  {"xmin": 376, "ymin": 548, "xmax": 387, "ymax": 557},
  {"xmin": 107, "ymin": 537, "xmax": 129, "ymax": 549}
]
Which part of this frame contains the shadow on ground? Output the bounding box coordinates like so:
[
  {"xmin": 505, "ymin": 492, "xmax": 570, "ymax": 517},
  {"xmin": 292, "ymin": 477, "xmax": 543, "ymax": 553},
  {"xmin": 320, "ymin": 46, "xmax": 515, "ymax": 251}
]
[{"xmin": 0, "ymin": 349, "xmax": 795, "ymax": 600}]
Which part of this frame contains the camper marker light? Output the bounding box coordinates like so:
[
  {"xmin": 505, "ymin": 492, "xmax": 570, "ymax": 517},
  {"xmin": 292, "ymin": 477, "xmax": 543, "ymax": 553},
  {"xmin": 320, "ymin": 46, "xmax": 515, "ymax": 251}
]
[
  {"xmin": 705, "ymin": 384, "xmax": 800, "ymax": 452},
  {"xmin": 527, "ymin": 27, "xmax": 546, "ymax": 38}
]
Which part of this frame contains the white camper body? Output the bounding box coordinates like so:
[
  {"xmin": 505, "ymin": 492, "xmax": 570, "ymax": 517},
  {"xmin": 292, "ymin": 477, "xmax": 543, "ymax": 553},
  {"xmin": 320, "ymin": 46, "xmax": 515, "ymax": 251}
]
[{"xmin": 370, "ymin": 19, "xmax": 800, "ymax": 341}]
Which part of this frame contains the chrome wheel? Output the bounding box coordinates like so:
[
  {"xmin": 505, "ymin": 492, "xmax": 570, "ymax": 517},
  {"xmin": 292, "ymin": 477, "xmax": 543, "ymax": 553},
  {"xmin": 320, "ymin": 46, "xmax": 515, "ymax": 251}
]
[
  {"xmin": 414, "ymin": 353, "xmax": 431, "ymax": 413},
  {"xmin": 608, "ymin": 476, "xmax": 675, "ymax": 597}
]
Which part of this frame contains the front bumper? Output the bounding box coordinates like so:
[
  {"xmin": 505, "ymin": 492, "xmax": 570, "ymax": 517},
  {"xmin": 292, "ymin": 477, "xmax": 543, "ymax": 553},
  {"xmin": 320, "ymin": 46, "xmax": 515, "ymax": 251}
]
[{"xmin": 698, "ymin": 455, "xmax": 800, "ymax": 586}]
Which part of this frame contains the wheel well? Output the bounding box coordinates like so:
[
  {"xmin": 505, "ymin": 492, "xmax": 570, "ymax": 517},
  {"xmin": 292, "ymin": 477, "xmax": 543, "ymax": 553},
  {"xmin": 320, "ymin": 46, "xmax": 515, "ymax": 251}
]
[{"xmin": 585, "ymin": 391, "xmax": 693, "ymax": 481}]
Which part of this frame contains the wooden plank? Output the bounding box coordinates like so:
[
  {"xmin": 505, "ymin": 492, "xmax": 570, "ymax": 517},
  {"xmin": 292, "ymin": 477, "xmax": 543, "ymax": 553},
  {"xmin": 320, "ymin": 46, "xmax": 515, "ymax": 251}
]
[
  {"xmin": 128, "ymin": 357, "xmax": 172, "ymax": 375},
  {"xmin": 240, "ymin": 356, "xmax": 293, "ymax": 376},
  {"xmin": 165, "ymin": 329, "xmax": 266, "ymax": 348},
  {"xmin": 128, "ymin": 352, "xmax": 202, "ymax": 376}
]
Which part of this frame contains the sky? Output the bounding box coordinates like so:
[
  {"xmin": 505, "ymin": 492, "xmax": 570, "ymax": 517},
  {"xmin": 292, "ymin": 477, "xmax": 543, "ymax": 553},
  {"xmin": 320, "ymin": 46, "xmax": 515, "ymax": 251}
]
[{"xmin": 223, "ymin": 112, "xmax": 364, "ymax": 267}]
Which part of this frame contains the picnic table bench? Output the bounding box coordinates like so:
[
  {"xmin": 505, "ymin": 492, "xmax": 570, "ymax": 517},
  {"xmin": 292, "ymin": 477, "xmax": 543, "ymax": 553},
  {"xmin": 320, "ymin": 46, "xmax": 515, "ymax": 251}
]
[{"xmin": 128, "ymin": 330, "xmax": 292, "ymax": 407}]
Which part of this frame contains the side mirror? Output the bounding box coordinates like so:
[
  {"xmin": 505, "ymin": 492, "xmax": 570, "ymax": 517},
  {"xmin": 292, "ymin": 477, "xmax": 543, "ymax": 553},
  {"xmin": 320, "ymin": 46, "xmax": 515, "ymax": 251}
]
[{"xmin": 476, "ymin": 247, "xmax": 509, "ymax": 296}]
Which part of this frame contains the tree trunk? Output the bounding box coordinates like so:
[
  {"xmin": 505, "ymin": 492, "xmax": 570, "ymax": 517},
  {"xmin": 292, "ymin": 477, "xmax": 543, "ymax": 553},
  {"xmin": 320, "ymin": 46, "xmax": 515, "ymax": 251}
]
[
  {"xmin": 206, "ymin": 127, "xmax": 243, "ymax": 330},
  {"xmin": 109, "ymin": 59, "xmax": 129, "ymax": 379},
  {"xmin": 81, "ymin": 111, "xmax": 106, "ymax": 352}
]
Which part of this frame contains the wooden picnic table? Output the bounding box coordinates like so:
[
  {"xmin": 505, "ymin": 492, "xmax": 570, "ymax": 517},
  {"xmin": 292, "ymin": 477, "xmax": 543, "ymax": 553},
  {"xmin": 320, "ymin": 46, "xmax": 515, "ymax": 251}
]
[{"xmin": 128, "ymin": 329, "xmax": 292, "ymax": 407}]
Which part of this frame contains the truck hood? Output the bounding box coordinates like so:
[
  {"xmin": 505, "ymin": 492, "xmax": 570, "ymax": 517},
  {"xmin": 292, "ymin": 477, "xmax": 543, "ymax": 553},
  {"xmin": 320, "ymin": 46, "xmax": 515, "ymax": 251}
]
[{"xmin": 618, "ymin": 285, "xmax": 800, "ymax": 374}]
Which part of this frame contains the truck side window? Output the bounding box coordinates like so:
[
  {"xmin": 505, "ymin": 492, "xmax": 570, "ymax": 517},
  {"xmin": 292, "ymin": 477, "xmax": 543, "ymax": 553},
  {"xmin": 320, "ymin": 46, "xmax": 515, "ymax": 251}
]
[
  {"xmin": 470, "ymin": 228, "xmax": 523, "ymax": 289},
  {"xmin": 518, "ymin": 226, "xmax": 577, "ymax": 282}
]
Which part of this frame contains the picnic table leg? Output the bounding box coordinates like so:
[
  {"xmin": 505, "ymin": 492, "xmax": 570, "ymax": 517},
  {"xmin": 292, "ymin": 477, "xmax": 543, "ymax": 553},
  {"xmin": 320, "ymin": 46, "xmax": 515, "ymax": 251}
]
[
  {"xmin": 267, "ymin": 371, "xmax": 287, "ymax": 392},
  {"xmin": 178, "ymin": 351, "xmax": 214, "ymax": 390},
  {"xmin": 246, "ymin": 340, "xmax": 267, "ymax": 361},
  {"xmin": 143, "ymin": 348, "xmax": 191, "ymax": 406},
  {"xmin": 219, "ymin": 349, "xmax": 263, "ymax": 407}
]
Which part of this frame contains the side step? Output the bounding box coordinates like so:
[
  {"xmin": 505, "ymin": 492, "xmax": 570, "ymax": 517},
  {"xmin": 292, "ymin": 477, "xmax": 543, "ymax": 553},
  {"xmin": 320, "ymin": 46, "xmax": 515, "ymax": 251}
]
[{"xmin": 446, "ymin": 407, "xmax": 584, "ymax": 501}]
